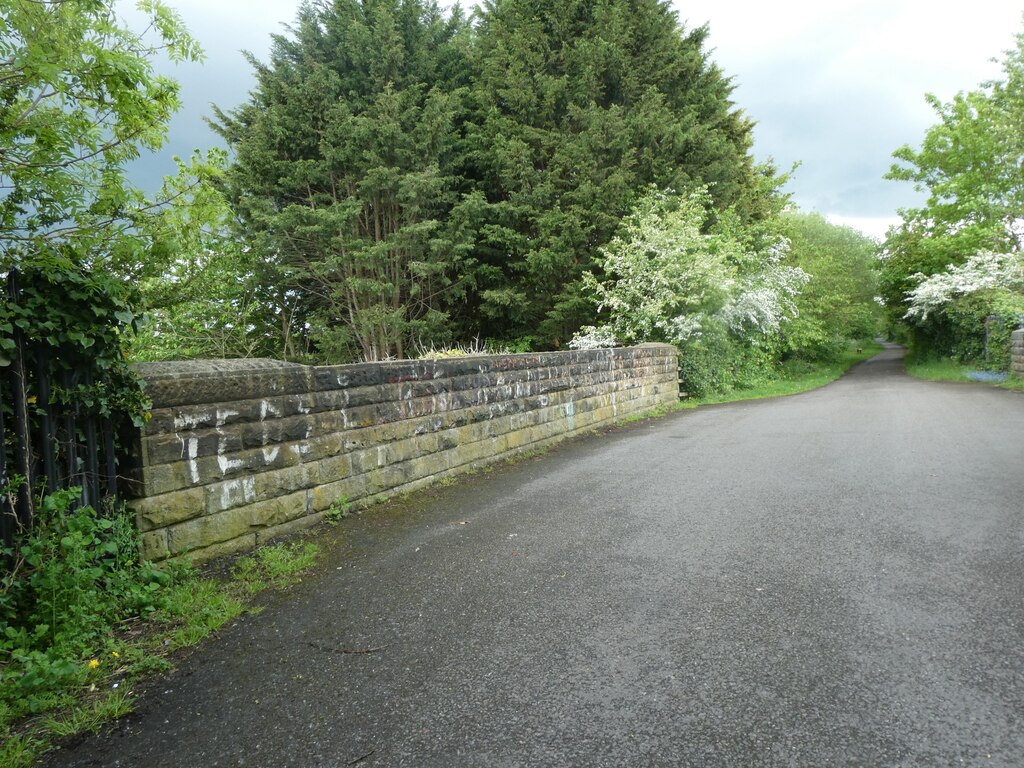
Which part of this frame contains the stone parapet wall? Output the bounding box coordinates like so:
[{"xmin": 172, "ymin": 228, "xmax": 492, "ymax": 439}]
[
  {"xmin": 129, "ymin": 345, "xmax": 678, "ymax": 562},
  {"xmin": 1012, "ymin": 329, "xmax": 1024, "ymax": 377}
]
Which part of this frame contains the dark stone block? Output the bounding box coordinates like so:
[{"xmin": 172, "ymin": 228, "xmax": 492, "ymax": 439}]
[
  {"xmin": 379, "ymin": 360, "xmax": 434, "ymax": 385},
  {"xmin": 312, "ymin": 364, "xmax": 382, "ymax": 391},
  {"xmin": 133, "ymin": 359, "xmax": 312, "ymax": 408}
]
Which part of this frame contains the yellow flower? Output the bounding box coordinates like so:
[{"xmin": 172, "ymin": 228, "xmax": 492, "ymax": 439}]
[
  {"xmin": 88, "ymin": 659, "xmax": 99, "ymax": 669},
  {"xmin": 111, "ymin": 651, "xmax": 120, "ymax": 658}
]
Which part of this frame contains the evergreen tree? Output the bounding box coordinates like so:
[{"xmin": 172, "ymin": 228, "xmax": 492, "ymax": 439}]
[
  {"xmin": 464, "ymin": 0, "xmax": 770, "ymax": 347},
  {"xmin": 213, "ymin": 0, "xmax": 472, "ymax": 362}
]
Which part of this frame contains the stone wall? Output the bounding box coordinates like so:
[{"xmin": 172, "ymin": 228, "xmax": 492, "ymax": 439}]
[
  {"xmin": 129, "ymin": 345, "xmax": 678, "ymax": 562},
  {"xmin": 1013, "ymin": 329, "xmax": 1024, "ymax": 378}
]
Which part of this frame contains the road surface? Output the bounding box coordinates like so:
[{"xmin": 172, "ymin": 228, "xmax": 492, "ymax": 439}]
[{"xmin": 46, "ymin": 345, "xmax": 1024, "ymax": 767}]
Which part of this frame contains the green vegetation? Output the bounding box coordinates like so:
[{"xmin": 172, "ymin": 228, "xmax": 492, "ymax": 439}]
[
  {"xmin": 881, "ymin": 26, "xmax": 1024, "ymax": 368},
  {"xmin": 682, "ymin": 341, "xmax": 883, "ymax": 407},
  {"xmin": 0, "ymin": 0, "xmax": 880, "ymax": 387},
  {"xmin": 903, "ymin": 354, "xmax": 1024, "ymax": 392},
  {"xmin": 780, "ymin": 212, "xmax": 881, "ymax": 360},
  {"xmin": 0, "ymin": 3, "xmax": 891, "ymax": 759},
  {"xmin": 0, "ymin": 0, "xmax": 202, "ymax": 274},
  {"xmin": 140, "ymin": 0, "xmax": 802, "ymax": 363},
  {"xmin": 0, "ymin": 487, "xmax": 321, "ymax": 768}
]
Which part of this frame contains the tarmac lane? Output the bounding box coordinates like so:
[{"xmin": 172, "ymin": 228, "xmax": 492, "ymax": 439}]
[{"xmin": 43, "ymin": 344, "xmax": 1024, "ymax": 767}]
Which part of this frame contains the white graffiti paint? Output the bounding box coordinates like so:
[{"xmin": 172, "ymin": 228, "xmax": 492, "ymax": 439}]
[
  {"xmin": 219, "ymin": 476, "xmax": 256, "ymax": 511},
  {"xmin": 259, "ymin": 400, "xmax": 281, "ymax": 422},
  {"xmin": 217, "ymin": 453, "xmax": 244, "ymax": 476},
  {"xmin": 173, "ymin": 411, "xmax": 209, "ymax": 431},
  {"xmin": 186, "ymin": 438, "xmax": 200, "ymax": 484},
  {"xmin": 215, "ymin": 408, "xmax": 239, "ymax": 427}
]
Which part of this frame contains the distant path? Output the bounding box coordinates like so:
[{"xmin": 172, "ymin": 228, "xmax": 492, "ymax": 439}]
[{"xmin": 46, "ymin": 344, "xmax": 1024, "ymax": 767}]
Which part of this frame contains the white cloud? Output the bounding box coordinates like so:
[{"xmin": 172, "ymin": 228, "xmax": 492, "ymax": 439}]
[
  {"xmin": 123, "ymin": 0, "xmax": 1023, "ymax": 228},
  {"xmin": 824, "ymin": 214, "xmax": 902, "ymax": 242}
]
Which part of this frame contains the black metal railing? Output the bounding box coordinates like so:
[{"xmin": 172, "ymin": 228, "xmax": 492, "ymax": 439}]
[{"xmin": 1, "ymin": 270, "xmax": 124, "ymax": 554}]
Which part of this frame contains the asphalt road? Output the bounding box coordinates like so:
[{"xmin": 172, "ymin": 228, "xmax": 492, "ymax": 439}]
[{"xmin": 45, "ymin": 345, "xmax": 1024, "ymax": 767}]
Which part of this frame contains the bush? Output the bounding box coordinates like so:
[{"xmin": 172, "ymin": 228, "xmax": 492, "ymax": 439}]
[{"xmin": 0, "ymin": 488, "xmax": 173, "ymax": 717}]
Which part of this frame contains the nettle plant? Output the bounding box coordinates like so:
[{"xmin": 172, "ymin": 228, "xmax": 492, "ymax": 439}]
[{"xmin": 571, "ymin": 188, "xmax": 808, "ymax": 352}]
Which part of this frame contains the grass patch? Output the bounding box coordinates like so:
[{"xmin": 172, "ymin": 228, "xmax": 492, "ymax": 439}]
[
  {"xmin": 904, "ymin": 354, "xmax": 1024, "ymax": 391},
  {"xmin": 1, "ymin": 529, "xmax": 321, "ymax": 767},
  {"xmin": 680, "ymin": 341, "xmax": 884, "ymax": 409},
  {"xmin": 903, "ymin": 355, "xmax": 970, "ymax": 382}
]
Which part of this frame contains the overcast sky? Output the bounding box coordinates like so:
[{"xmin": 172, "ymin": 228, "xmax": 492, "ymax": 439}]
[{"xmin": 131, "ymin": 0, "xmax": 1024, "ymax": 240}]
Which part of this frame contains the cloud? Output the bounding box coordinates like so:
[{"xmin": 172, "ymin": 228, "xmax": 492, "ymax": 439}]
[
  {"xmin": 124, "ymin": 0, "xmax": 1023, "ymax": 240},
  {"xmin": 678, "ymin": 0, "xmax": 1022, "ymax": 232}
]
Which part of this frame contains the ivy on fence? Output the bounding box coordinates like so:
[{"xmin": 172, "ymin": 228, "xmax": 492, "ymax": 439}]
[{"xmin": 0, "ymin": 265, "xmax": 150, "ymax": 557}]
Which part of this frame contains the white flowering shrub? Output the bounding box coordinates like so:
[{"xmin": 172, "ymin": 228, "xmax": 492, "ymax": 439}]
[
  {"xmin": 573, "ymin": 187, "xmax": 807, "ymax": 348},
  {"xmin": 720, "ymin": 238, "xmax": 809, "ymax": 339},
  {"xmin": 568, "ymin": 325, "xmax": 619, "ymax": 350},
  {"xmin": 570, "ymin": 188, "xmax": 811, "ymax": 394},
  {"xmin": 905, "ymin": 251, "xmax": 1024, "ymax": 321},
  {"xmin": 574, "ymin": 188, "xmax": 732, "ymax": 348}
]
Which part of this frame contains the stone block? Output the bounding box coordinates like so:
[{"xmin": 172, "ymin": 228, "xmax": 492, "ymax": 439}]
[
  {"xmin": 315, "ymin": 453, "xmax": 353, "ymax": 484},
  {"xmin": 256, "ymin": 513, "xmax": 324, "ymax": 546},
  {"xmin": 167, "ymin": 506, "xmax": 258, "ymax": 555},
  {"xmin": 134, "ymin": 358, "xmax": 311, "ymax": 408},
  {"xmin": 139, "ymin": 529, "xmax": 169, "ymax": 561},
  {"xmin": 204, "ymin": 475, "xmax": 258, "ymax": 515},
  {"xmin": 132, "ymin": 487, "xmax": 206, "ymax": 531},
  {"xmin": 312, "ymin": 363, "xmax": 382, "ymax": 391},
  {"xmin": 144, "ymin": 429, "xmax": 241, "ymax": 467},
  {"xmin": 309, "ymin": 476, "xmax": 368, "ymax": 512},
  {"xmin": 142, "ymin": 461, "xmax": 192, "ymax": 497},
  {"xmin": 172, "ymin": 534, "xmax": 257, "ymax": 566},
  {"xmin": 248, "ymin": 490, "xmax": 309, "ymax": 529}
]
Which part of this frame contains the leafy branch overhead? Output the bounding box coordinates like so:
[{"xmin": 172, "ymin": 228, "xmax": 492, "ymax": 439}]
[{"xmin": 0, "ymin": 0, "xmax": 203, "ymax": 271}]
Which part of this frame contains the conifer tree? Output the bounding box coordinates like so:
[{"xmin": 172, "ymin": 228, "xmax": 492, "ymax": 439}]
[
  {"xmin": 464, "ymin": 0, "xmax": 769, "ymax": 347},
  {"xmin": 213, "ymin": 0, "xmax": 472, "ymax": 361}
]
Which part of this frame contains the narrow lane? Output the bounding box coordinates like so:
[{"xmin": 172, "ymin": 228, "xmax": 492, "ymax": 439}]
[{"xmin": 47, "ymin": 346, "xmax": 1024, "ymax": 767}]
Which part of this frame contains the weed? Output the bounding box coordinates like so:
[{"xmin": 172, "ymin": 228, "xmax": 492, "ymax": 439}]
[
  {"xmin": 41, "ymin": 689, "xmax": 134, "ymax": 737},
  {"xmin": 0, "ymin": 733, "xmax": 47, "ymax": 768},
  {"xmin": 231, "ymin": 542, "xmax": 319, "ymax": 594},
  {"xmin": 324, "ymin": 498, "xmax": 351, "ymax": 525},
  {"xmin": 0, "ymin": 497, "xmax": 321, "ymax": 764}
]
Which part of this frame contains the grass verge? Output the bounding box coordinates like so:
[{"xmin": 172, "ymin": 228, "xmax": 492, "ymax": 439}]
[
  {"xmin": 679, "ymin": 341, "xmax": 885, "ymax": 409},
  {"xmin": 0, "ymin": 539, "xmax": 321, "ymax": 768},
  {"xmin": 904, "ymin": 355, "xmax": 1024, "ymax": 392}
]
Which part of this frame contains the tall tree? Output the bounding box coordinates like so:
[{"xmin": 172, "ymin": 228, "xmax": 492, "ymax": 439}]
[
  {"xmin": 214, "ymin": 0, "xmax": 473, "ymax": 362},
  {"xmin": 780, "ymin": 212, "xmax": 880, "ymax": 359},
  {"xmin": 464, "ymin": 0, "xmax": 773, "ymax": 347}
]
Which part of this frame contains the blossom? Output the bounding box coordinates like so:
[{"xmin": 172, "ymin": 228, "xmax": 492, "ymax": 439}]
[
  {"xmin": 88, "ymin": 659, "xmax": 100, "ymax": 669},
  {"xmin": 905, "ymin": 251, "xmax": 1024, "ymax": 321},
  {"xmin": 568, "ymin": 325, "xmax": 619, "ymax": 350}
]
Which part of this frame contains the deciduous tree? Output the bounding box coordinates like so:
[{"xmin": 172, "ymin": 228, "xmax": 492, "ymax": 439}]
[
  {"xmin": 0, "ymin": 0, "xmax": 202, "ymax": 272},
  {"xmin": 881, "ymin": 23, "xmax": 1024, "ymax": 356}
]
